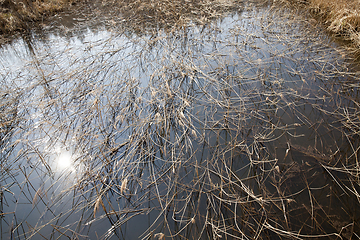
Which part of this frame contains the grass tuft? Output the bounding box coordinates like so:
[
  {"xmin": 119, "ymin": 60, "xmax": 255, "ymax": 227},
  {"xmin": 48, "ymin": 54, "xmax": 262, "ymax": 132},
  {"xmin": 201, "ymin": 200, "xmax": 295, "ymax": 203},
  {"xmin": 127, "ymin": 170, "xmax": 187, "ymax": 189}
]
[
  {"xmin": 0, "ymin": 0, "xmax": 74, "ymax": 33},
  {"xmin": 284, "ymin": 0, "xmax": 360, "ymax": 52}
]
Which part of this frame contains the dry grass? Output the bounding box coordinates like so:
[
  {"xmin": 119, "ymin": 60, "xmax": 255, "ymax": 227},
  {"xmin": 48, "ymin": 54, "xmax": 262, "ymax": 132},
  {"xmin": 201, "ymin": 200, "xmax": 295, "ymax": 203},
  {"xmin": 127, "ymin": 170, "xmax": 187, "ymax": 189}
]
[
  {"xmin": 115, "ymin": 0, "xmax": 242, "ymax": 30},
  {"xmin": 0, "ymin": 0, "xmax": 74, "ymax": 33},
  {"xmin": 311, "ymin": 0, "xmax": 360, "ymax": 38},
  {"xmin": 0, "ymin": 0, "xmax": 360, "ymax": 239},
  {"xmin": 286, "ymin": 0, "xmax": 360, "ymax": 51},
  {"xmin": 0, "ymin": 0, "xmax": 242, "ymax": 34}
]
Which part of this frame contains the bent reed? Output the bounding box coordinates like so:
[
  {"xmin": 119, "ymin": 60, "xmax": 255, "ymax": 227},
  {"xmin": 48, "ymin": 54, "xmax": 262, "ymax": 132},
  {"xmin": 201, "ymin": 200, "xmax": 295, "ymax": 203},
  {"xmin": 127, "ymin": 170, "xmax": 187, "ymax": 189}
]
[
  {"xmin": 0, "ymin": 0, "xmax": 76, "ymax": 34},
  {"xmin": 0, "ymin": 0, "xmax": 360, "ymax": 239},
  {"xmin": 285, "ymin": 0, "xmax": 360, "ymax": 53}
]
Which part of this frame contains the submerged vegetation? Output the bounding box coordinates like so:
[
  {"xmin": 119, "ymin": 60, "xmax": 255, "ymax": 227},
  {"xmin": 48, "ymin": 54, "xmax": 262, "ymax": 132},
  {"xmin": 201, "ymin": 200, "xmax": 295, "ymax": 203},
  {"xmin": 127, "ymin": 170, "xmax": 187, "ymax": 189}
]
[
  {"xmin": 0, "ymin": 0, "xmax": 242, "ymax": 34},
  {"xmin": 0, "ymin": 0, "xmax": 360, "ymax": 239},
  {"xmin": 117, "ymin": 0, "xmax": 242, "ymax": 28}
]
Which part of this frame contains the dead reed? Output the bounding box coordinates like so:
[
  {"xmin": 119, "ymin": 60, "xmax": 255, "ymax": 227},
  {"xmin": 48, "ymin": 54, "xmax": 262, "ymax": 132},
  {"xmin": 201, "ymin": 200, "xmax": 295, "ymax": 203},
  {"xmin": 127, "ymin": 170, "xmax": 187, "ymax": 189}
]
[
  {"xmin": 0, "ymin": 0, "xmax": 360, "ymax": 239},
  {"xmin": 116, "ymin": 0, "xmax": 242, "ymax": 29},
  {"xmin": 283, "ymin": 0, "xmax": 360, "ymax": 53},
  {"xmin": 0, "ymin": 0, "xmax": 74, "ymax": 34}
]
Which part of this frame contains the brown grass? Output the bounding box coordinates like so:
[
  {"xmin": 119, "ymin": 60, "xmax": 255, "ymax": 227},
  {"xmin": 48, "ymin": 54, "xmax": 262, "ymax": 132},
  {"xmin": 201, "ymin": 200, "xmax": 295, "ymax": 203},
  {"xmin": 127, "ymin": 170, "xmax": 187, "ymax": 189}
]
[
  {"xmin": 1, "ymin": 0, "xmax": 359, "ymax": 53},
  {"xmin": 116, "ymin": 0, "xmax": 241, "ymax": 30},
  {"xmin": 0, "ymin": 0, "xmax": 74, "ymax": 33},
  {"xmin": 288, "ymin": 0, "xmax": 360, "ymax": 49},
  {"xmin": 1, "ymin": 0, "xmax": 360, "ymax": 239}
]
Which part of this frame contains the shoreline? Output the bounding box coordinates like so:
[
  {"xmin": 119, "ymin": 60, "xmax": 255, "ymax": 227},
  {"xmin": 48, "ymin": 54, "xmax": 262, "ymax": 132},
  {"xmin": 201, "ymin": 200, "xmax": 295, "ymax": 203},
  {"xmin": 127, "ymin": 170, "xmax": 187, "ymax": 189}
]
[
  {"xmin": 0, "ymin": 0, "xmax": 76, "ymax": 34},
  {"xmin": 0, "ymin": 0, "xmax": 359, "ymax": 54},
  {"xmin": 285, "ymin": 0, "xmax": 360, "ymax": 54}
]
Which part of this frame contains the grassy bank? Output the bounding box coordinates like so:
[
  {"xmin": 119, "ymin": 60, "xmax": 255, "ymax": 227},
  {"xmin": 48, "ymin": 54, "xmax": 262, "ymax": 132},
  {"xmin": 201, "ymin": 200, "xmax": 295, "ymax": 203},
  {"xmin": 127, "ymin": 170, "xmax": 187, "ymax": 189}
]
[
  {"xmin": 0, "ymin": 0, "xmax": 74, "ymax": 33},
  {"xmin": 288, "ymin": 0, "xmax": 360, "ymax": 50},
  {"xmin": 0, "ymin": 0, "xmax": 242, "ymax": 35},
  {"xmin": 0, "ymin": 0, "xmax": 360, "ymax": 51}
]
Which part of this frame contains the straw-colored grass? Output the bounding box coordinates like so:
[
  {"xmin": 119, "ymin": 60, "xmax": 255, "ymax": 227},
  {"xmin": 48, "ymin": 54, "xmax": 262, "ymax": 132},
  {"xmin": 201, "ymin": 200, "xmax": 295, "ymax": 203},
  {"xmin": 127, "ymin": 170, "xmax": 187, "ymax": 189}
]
[
  {"xmin": 311, "ymin": 0, "xmax": 360, "ymax": 40},
  {"xmin": 0, "ymin": 0, "xmax": 360, "ymax": 53},
  {"xmin": 116, "ymin": 0, "xmax": 241, "ymax": 30},
  {"xmin": 0, "ymin": 0, "xmax": 74, "ymax": 33},
  {"xmin": 1, "ymin": 0, "xmax": 360, "ymax": 239},
  {"xmin": 286, "ymin": 0, "xmax": 360, "ymax": 50}
]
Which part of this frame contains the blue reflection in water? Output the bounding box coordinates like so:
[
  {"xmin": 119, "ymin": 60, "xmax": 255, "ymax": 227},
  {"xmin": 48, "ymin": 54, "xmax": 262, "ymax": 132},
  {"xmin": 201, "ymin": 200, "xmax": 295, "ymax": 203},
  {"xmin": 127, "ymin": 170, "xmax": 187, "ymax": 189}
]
[{"xmin": 0, "ymin": 2, "xmax": 359, "ymax": 239}]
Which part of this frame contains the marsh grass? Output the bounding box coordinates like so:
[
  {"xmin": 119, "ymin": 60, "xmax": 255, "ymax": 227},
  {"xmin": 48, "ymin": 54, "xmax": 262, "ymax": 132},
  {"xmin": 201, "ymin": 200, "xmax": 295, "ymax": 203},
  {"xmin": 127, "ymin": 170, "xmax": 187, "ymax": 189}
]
[
  {"xmin": 0, "ymin": 0, "xmax": 74, "ymax": 34},
  {"xmin": 1, "ymin": 0, "xmax": 360, "ymax": 239},
  {"xmin": 116, "ymin": 0, "xmax": 242, "ymax": 29},
  {"xmin": 0, "ymin": 0, "xmax": 242, "ymax": 35},
  {"xmin": 283, "ymin": 0, "xmax": 360, "ymax": 54}
]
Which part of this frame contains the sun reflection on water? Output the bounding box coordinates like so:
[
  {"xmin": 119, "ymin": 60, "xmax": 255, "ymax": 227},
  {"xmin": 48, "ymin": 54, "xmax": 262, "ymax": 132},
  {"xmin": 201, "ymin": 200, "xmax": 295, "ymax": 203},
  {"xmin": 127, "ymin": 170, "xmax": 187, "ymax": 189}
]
[
  {"xmin": 54, "ymin": 147, "xmax": 77, "ymax": 172},
  {"xmin": 58, "ymin": 151, "xmax": 74, "ymax": 170}
]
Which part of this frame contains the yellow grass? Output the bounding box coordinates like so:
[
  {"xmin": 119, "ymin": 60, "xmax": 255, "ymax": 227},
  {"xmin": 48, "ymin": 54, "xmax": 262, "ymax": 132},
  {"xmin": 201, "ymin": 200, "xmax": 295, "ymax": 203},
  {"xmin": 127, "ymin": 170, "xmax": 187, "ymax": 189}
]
[
  {"xmin": 299, "ymin": 0, "xmax": 360, "ymax": 48},
  {"xmin": 0, "ymin": 0, "xmax": 73, "ymax": 33}
]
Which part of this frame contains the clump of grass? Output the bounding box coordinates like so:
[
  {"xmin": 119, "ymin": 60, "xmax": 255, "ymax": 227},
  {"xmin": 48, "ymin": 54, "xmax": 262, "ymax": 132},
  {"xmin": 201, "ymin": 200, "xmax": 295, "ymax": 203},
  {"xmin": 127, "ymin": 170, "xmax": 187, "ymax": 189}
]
[
  {"xmin": 116, "ymin": 0, "xmax": 242, "ymax": 29},
  {"xmin": 0, "ymin": 0, "xmax": 74, "ymax": 33},
  {"xmin": 284, "ymin": 0, "xmax": 360, "ymax": 51},
  {"xmin": 310, "ymin": 0, "xmax": 360, "ymax": 43}
]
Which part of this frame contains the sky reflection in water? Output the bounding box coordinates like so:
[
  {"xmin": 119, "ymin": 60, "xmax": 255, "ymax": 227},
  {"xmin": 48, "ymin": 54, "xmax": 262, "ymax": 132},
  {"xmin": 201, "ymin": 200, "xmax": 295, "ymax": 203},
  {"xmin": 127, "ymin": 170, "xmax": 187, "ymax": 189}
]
[{"xmin": 0, "ymin": 2, "xmax": 359, "ymax": 239}]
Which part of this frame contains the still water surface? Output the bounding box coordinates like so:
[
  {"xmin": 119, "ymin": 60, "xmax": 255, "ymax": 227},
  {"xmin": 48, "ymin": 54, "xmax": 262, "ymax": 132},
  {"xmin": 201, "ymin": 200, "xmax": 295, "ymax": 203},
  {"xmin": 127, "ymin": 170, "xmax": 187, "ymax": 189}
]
[{"xmin": 1, "ymin": 1, "xmax": 360, "ymax": 239}]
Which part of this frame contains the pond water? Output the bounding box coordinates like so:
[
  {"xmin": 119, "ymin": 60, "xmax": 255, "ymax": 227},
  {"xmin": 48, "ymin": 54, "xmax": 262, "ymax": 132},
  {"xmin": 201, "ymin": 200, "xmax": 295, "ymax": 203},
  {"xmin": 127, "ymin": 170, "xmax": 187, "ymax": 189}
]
[{"xmin": 1, "ymin": 0, "xmax": 360, "ymax": 239}]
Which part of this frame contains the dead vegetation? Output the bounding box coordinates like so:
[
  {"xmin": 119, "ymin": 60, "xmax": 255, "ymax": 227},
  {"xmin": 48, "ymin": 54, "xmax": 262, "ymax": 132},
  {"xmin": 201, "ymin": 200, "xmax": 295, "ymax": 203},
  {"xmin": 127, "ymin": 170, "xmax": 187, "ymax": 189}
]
[
  {"xmin": 284, "ymin": 0, "xmax": 360, "ymax": 52},
  {"xmin": 0, "ymin": 0, "xmax": 243, "ymax": 34},
  {"xmin": 0, "ymin": 0, "xmax": 74, "ymax": 33},
  {"xmin": 117, "ymin": 0, "xmax": 242, "ymax": 28},
  {"xmin": 0, "ymin": 0, "xmax": 360, "ymax": 239}
]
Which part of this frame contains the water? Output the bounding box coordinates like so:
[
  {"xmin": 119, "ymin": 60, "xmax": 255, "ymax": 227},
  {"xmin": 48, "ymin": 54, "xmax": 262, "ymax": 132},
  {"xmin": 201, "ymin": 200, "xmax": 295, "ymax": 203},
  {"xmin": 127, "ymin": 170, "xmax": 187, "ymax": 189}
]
[{"xmin": 1, "ymin": 1, "xmax": 360, "ymax": 239}]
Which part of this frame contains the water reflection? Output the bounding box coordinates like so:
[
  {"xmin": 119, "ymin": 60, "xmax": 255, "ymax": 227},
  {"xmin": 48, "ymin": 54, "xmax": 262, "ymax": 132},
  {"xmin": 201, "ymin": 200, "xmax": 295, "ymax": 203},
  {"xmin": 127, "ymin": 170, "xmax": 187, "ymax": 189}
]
[
  {"xmin": 0, "ymin": 0, "xmax": 360, "ymax": 239},
  {"xmin": 53, "ymin": 147, "xmax": 76, "ymax": 172}
]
